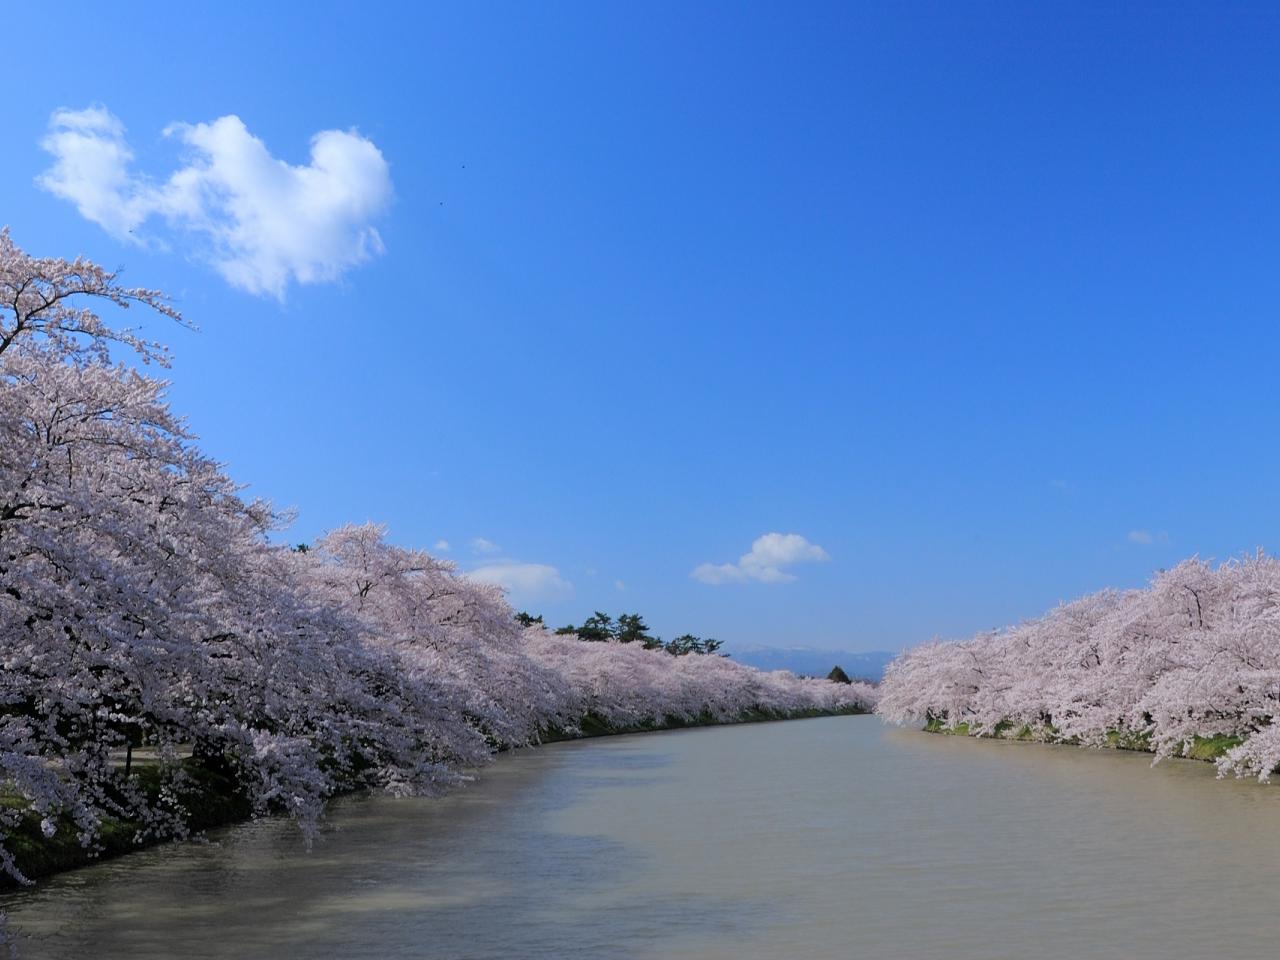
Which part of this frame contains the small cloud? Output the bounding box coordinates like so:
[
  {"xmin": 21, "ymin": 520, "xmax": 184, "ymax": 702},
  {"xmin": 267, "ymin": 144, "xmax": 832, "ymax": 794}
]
[
  {"xmin": 692, "ymin": 532, "xmax": 830, "ymax": 585},
  {"xmin": 470, "ymin": 537, "xmax": 500, "ymax": 555},
  {"xmin": 614, "ymin": 580, "xmax": 626, "ymax": 592},
  {"xmin": 468, "ymin": 562, "xmax": 571, "ymax": 603},
  {"xmin": 1050, "ymin": 479, "xmax": 1070, "ymax": 492},
  {"xmin": 38, "ymin": 105, "xmax": 392, "ymax": 298},
  {"xmin": 1127, "ymin": 529, "xmax": 1169, "ymax": 545},
  {"xmin": 432, "ymin": 539, "xmax": 450, "ymax": 553},
  {"xmin": 691, "ymin": 563, "xmax": 743, "ymax": 585}
]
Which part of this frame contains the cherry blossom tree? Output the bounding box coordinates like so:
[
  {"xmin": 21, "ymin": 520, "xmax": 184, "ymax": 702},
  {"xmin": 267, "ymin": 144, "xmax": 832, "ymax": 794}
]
[
  {"xmin": 878, "ymin": 554, "xmax": 1280, "ymax": 783},
  {"xmin": 0, "ymin": 230, "xmax": 876, "ymax": 911}
]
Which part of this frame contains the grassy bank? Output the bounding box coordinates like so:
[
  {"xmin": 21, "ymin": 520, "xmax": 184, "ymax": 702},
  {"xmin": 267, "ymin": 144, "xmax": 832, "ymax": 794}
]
[
  {"xmin": 1, "ymin": 705, "xmax": 866, "ymax": 890},
  {"xmin": 539, "ymin": 704, "xmax": 868, "ymax": 742},
  {"xmin": 921, "ymin": 718, "xmax": 1243, "ymax": 762},
  {"xmin": 0, "ymin": 764, "xmax": 252, "ymax": 890}
]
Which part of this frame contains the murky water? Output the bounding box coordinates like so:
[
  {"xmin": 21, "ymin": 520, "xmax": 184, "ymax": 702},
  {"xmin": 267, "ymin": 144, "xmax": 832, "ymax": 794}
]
[{"xmin": 3, "ymin": 715, "xmax": 1279, "ymax": 959}]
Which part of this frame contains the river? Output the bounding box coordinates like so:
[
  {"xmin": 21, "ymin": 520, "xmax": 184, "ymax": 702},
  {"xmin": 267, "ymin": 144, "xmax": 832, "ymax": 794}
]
[{"xmin": 3, "ymin": 715, "xmax": 1279, "ymax": 959}]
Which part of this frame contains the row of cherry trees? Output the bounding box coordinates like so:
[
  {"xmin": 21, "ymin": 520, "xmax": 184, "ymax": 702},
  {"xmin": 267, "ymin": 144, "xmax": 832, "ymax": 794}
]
[
  {"xmin": 877, "ymin": 555, "xmax": 1280, "ymax": 781},
  {"xmin": 0, "ymin": 231, "xmax": 876, "ymax": 887}
]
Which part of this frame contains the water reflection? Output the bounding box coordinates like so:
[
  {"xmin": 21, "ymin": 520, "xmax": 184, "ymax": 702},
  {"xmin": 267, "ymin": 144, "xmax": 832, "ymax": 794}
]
[{"xmin": 4, "ymin": 717, "xmax": 1279, "ymax": 960}]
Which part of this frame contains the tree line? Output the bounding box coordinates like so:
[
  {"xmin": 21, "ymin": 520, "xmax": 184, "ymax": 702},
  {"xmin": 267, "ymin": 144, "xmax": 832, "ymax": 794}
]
[
  {"xmin": 877, "ymin": 553, "xmax": 1280, "ymax": 783},
  {"xmin": 0, "ymin": 232, "xmax": 877, "ymax": 898},
  {"xmin": 515, "ymin": 611, "xmax": 725, "ymax": 656}
]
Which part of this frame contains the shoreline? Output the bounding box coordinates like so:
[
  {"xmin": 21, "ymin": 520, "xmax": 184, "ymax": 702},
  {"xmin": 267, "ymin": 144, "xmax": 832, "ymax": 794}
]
[
  {"xmin": 920, "ymin": 718, "xmax": 1242, "ymax": 763},
  {"xmin": 1, "ymin": 705, "xmax": 867, "ymax": 891}
]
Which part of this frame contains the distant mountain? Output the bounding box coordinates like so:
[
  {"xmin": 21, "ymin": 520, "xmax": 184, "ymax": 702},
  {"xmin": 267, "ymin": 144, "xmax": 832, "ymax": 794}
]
[{"xmin": 728, "ymin": 647, "xmax": 898, "ymax": 682}]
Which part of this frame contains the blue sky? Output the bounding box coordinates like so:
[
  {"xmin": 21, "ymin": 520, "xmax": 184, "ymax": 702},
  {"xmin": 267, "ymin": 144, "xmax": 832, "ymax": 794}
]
[{"xmin": 7, "ymin": 2, "xmax": 1280, "ymax": 651}]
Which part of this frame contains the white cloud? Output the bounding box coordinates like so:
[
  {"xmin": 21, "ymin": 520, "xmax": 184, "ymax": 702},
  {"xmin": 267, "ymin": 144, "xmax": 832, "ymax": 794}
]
[
  {"xmin": 470, "ymin": 537, "xmax": 500, "ymax": 555},
  {"xmin": 468, "ymin": 562, "xmax": 571, "ymax": 603},
  {"xmin": 1127, "ymin": 529, "xmax": 1168, "ymax": 545},
  {"xmin": 37, "ymin": 105, "xmax": 392, "ymax": 298},
  {"xmin": 37, "ymin": 107, "xmax": 144, "ymax": 236},
  {"xmin": 614, "ymin": 579, "xmax": 626, "ymax": 592},
  {"xmin": 692, "ymin": 532, "xmax": 830, "ymax": 585},
  {"xmin": 432, "ymin": 539, "xmax": 451, "ymax": 553}
]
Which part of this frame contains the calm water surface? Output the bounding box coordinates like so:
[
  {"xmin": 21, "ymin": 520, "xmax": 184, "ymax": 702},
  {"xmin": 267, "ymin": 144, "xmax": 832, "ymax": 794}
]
[{"xmin": 4, "ymin": 716, "xmax": 1280, "ymax": 959}]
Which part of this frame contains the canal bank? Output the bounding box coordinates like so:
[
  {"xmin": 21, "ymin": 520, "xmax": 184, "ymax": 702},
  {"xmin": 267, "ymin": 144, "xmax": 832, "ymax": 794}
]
[{"xmin": 1, "ymin": 704, "xmax": 867, "ymax": 889}]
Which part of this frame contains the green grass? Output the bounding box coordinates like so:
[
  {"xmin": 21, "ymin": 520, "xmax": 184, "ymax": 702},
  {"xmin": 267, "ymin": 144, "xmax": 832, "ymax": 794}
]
[
  {"xmin": 1, "ymin": 761, "xmax": 250, "ymax": 890},
  {"xmin": 925, "ymin": 718, "xmax": 1244, "ymax": 762},
  {"xmin": 1183, "ymin": 733, "xmax": 1242, "ymax": 761}
]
